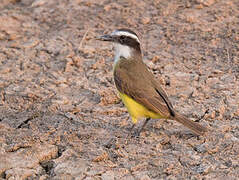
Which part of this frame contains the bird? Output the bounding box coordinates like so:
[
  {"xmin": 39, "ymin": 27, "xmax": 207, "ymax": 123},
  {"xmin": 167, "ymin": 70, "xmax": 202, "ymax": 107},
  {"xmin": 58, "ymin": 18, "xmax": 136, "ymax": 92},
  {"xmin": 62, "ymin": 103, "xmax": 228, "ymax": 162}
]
[{"xmin": 97, "ymin": 28, "xmax": 207, "ymax": 136}]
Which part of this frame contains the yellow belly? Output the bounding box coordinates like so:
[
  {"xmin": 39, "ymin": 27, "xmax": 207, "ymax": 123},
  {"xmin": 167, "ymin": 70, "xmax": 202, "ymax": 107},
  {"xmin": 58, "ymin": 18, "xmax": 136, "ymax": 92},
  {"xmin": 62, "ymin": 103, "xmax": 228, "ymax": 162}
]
[{"xmin": 119, "ymin": 92, "xmax": 164, "ymax": 124}]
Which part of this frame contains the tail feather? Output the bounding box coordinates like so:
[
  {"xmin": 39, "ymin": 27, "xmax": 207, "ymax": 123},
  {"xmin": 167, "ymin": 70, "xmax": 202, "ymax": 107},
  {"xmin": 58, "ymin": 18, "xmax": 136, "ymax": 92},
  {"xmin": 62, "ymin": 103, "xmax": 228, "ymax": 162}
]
[{"xmin": 173, "ymin": 112, "xmax": 207, "ymax": 136}]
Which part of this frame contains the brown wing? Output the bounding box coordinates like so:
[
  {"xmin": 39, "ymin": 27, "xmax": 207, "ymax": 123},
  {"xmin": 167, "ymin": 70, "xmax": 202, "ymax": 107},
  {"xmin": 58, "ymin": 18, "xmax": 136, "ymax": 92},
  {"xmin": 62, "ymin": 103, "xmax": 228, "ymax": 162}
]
[{"xmin": 114, "ymin": 57, "xmax": 175, "ymax": 118}]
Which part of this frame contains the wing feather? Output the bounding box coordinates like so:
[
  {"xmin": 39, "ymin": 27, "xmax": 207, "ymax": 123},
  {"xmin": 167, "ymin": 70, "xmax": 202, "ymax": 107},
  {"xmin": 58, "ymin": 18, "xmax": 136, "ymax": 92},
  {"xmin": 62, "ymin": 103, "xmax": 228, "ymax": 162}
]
[{"xmin": 114, "ymin": 59, "xmax": 174, "ymax": 118}]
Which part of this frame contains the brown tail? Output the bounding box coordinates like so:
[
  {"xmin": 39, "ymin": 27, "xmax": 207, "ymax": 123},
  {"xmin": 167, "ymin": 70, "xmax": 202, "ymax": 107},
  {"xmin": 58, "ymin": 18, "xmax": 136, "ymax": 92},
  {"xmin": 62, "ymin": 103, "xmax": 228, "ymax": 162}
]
[{"xmin": 172, "ymin": 112, "xmax": 207, "ymax": 136}]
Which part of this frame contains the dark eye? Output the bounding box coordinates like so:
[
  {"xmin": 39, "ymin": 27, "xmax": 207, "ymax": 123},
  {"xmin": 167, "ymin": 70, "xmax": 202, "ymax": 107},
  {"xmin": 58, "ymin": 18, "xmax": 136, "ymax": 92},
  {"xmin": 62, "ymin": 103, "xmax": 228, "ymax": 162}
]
[{"xmin": 119, "ymin": 36, "xmax": 126, "ymax": 41}]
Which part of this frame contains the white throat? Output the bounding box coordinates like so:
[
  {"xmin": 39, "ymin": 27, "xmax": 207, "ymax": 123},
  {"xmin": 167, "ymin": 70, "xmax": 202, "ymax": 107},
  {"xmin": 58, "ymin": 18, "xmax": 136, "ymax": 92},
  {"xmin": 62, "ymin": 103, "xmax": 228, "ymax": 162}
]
[{"xmin": 113, "ymin": 43, "xmax": 132, "ymax": 63}]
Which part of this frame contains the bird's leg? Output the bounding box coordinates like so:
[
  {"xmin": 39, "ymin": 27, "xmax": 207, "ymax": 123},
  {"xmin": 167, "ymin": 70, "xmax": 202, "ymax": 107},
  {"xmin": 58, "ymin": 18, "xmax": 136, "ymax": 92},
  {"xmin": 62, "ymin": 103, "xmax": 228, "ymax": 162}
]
[
  {"xmin": 127, "ymin": 117, "xmax": 151, "ymax": 138},
  {"xmin": 127, "ymin": 123, "xmax": 136, "ymax": 138},
  {"xmin": 129, "ymin": 123, "xmax": 136, "ymax": 132},
  {"xmin": 138, "ymin": 117, "xmax": 151, "ymax": 134},
  {"xmin": 129, "ymin": 118, "xmax": 151, "ymax": 137}
]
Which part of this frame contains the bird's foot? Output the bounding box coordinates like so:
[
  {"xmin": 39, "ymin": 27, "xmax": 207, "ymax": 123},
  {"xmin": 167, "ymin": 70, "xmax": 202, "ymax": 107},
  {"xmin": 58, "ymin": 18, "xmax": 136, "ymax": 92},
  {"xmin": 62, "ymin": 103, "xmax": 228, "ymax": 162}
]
[
  {"xmin": 126, "ymin": 124, "xmax": 140, "ymax": 138},
  {"xmin": 127, "ymin": 129, "xmax": 140, "ymax": 138}
]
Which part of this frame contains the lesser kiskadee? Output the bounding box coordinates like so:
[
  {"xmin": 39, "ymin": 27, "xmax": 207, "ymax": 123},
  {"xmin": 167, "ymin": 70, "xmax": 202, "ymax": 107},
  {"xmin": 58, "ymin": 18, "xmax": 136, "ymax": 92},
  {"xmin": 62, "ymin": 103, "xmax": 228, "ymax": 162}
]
[{"xmin": 97, "ymin": 28, "xmax": 207, "ymax": 136}]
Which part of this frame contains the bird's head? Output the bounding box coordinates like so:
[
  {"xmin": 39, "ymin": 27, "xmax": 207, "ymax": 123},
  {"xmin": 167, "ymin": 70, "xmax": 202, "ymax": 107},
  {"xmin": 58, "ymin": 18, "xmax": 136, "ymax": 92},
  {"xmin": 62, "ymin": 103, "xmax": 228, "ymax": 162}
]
[{"xmin": 97, "ymin": 29, "xmax": 141, "ymax": 60}]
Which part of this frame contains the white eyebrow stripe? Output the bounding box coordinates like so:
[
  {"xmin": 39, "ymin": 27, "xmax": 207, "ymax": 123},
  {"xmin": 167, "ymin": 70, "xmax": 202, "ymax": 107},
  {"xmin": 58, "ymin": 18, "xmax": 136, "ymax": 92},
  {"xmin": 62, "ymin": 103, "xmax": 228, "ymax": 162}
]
[{"xmin": 111, "ymin": 31, "xmax": 140, "ymax": 43}]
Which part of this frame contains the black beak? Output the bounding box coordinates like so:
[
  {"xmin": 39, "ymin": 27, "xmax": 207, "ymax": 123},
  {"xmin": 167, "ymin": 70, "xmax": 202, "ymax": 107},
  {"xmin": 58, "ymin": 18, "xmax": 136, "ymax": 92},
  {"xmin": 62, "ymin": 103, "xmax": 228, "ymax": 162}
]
[{"xmin": 96, "ymin": 34, "xmax": 114, "ymax": 42}]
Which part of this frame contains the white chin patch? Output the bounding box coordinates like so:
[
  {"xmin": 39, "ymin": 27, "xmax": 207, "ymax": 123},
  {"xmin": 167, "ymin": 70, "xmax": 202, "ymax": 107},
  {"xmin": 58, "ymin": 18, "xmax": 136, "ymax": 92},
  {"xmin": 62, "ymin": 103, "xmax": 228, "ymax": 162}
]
[{"xmin": 114, "ymin": 43, "xmax": 131, "ymax": 62}]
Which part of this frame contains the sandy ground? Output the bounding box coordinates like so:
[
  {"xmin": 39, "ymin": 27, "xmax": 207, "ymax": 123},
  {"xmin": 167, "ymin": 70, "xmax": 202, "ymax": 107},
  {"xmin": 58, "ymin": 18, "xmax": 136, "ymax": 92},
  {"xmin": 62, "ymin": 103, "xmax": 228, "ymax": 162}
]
[{"xmin": 0, "ymin": 0, "xmax": 238, "ymax": 179}]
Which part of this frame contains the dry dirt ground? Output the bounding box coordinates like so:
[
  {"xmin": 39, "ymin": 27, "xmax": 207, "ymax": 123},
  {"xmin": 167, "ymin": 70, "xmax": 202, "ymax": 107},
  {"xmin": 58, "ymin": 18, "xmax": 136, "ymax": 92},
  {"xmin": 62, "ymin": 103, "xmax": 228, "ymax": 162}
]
[{"xmin": 0, "ymin": 0, "xmax": 238, "ymax": 179}]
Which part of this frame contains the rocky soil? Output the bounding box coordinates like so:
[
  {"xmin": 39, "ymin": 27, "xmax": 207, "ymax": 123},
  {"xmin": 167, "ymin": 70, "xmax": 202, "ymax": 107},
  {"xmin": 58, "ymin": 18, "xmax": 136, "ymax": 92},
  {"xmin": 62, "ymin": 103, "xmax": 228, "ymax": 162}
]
[{"xmin": 0, "ymin": 0, "xmax": 238, "ymax": 179}]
